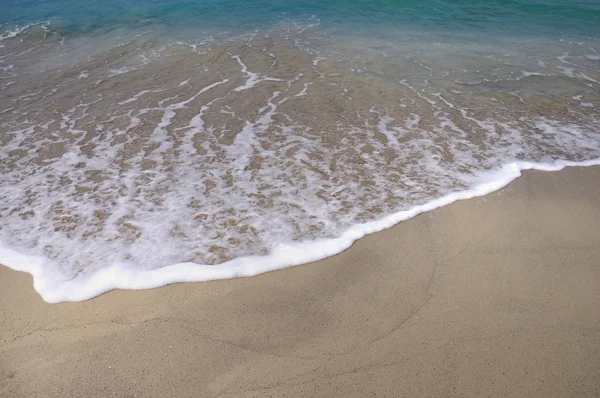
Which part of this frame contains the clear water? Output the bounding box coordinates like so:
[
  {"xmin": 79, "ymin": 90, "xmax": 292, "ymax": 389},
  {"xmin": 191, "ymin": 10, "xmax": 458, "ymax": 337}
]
[
  {"xmin": 1, "ymin": 0, "xmax": 599, "ymax": 301},
  {"xmin": 2, "ymin": 0, "xmax": 600, "ymax": 37}
]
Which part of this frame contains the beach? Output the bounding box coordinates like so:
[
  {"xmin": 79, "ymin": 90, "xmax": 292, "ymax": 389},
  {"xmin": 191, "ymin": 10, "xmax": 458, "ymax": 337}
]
[
  {"xmin": 2, "ymin": 1, "xmax": 600, "ymax": 396},
  {"xmin": 2, "ymin": 165, "xmax": 599, "ymax": 397}
]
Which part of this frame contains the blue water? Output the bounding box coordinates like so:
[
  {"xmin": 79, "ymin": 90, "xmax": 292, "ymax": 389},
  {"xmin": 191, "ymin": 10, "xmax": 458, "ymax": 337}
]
[{"xmin": 2, "ymin": 0, "xmax": 600, "ymax": 39}]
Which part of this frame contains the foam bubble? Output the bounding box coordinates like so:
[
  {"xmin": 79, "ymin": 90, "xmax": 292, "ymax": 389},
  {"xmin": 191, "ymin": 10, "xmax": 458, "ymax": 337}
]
[
  {"xmin": 1, "ymin": 24, "xmax": 600, "ymax": 302},
  {"xmin": 2, "ymin": 159, "xmax": 599, "ymax": 303}
]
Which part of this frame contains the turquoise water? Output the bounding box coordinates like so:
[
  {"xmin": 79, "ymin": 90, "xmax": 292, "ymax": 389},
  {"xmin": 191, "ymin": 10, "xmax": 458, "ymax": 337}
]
[
  {"xmin": 2, "ymin": 0, "xmax": 600, "ymax": 38},
  {"xmin": 1, "ymin": 0, "xmax": 600, "ymax": 301}
]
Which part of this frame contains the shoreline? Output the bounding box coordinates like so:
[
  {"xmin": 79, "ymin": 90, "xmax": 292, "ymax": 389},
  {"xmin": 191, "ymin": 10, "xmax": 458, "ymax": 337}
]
[
  {"xmin": 3, "ymin": 159, "xmax": 600, "ymax": 303},
  {"xmin": 2, "ymin": 166, "xmax": 600, "ymax": 397}
]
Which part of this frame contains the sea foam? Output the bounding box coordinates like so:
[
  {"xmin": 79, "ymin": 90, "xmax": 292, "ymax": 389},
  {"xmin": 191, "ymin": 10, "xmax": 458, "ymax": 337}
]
[
  {"xmin": 1, "ymin": 17, "xmax": 599, "ymax": 303},
  {"xmin": 1, "ymin": 159, "xmax": 599, "ymax": 303}
]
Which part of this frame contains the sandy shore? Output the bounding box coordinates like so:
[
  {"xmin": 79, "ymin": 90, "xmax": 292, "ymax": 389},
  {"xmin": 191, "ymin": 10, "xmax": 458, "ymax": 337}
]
[{"xmin": 1, "ymin": 166, "xmax": 600, "ymax": 397}]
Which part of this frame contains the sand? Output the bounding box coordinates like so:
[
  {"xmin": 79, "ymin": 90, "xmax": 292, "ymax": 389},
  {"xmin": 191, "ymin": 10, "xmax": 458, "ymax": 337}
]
[{"xmin": 1, "ymin": 166, "xmax": 600, "ymax": 397}]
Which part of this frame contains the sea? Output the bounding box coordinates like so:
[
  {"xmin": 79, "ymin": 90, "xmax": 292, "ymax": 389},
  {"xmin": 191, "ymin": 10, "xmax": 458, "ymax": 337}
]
[{"xmin": 1, "ymin": 0, "xmax": 599, "ymax": 302}]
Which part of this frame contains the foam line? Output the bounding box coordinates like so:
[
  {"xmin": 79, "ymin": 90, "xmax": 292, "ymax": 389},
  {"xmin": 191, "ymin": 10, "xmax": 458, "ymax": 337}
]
[
  {"xmin": 0, "ymin": 24, "xmax": 38, "ymax": 42},
  {"xmin": 231, "ymin": 54, "xmax": 283, "ymax": 92},
  {"xmin": 2, "ymin": 159, "xmax": 600, "ymax": 303}
]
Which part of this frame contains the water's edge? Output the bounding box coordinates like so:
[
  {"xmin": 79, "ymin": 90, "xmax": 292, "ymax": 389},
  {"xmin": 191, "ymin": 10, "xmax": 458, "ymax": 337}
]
[{"xmin": 2, "ymin": 159, "xmax": 599, "ymax": 303}]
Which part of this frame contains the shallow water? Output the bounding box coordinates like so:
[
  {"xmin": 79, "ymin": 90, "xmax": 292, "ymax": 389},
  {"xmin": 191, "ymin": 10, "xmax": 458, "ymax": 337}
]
[{"xmin": 1, "ymin": 1, "xmax": 599, "ymax": 301}]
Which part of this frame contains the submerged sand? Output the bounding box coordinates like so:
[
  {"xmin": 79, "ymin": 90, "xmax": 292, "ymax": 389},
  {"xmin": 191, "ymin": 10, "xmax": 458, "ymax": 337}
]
[
  {"xmin": 1, "ymin": 166, "xmax": 600, "ymax": 397},
  {"xmin": 3, "ymin": 30, "xmax": 600, "ymax": 281}
]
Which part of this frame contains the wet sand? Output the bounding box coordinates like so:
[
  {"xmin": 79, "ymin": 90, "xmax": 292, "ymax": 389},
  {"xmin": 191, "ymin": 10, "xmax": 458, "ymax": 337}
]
[{"xmin": 1, "ymin": 166, "xmax": 600, "ymax": 397}]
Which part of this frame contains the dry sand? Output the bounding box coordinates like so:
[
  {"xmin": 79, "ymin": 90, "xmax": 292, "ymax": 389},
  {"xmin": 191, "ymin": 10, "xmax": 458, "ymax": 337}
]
[{"xmin": 1, "ymin": 166, "xmax": 600, "ymax": 397}]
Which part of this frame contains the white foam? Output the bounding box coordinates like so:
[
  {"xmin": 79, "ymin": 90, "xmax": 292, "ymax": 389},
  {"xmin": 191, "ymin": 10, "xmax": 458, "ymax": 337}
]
[
  {"xmin": 0, "ymin": 24, "xmax": 35, "ymax": 42},
  {"xmin": 2, "ymin": 27, "xmax": 600, "ymax": 304},
  {"xmin": 231, "ymin": 54, "xmax": 283, "ymax": 92},
  {"xmin": 2, "ymin": 159, "xmax": 599, "ymax": 303},
  {"xmin": 522, "ymin": 71, "xmax": 552, "ymax": 77},
  {"xmin": 147, "ymin": 79, "xmax": 229, "ymax": 154},
  {"xmin": 557, "ymin": 66, "xmax": 576, "ymax": 78},
  {"xmin": 294, "ymin": 83, "xmax": 311, "ymax": 97},
  {"xmin": 312, "ymin": 56, "xmax": 327, "ymax": 66},
  {"xmin": 118, "ymin": 88, "xmax": 165, "ymax": 105},
  {"xmin": 580, "ymin": 73, "xmax": 600, "ymax": 85}
]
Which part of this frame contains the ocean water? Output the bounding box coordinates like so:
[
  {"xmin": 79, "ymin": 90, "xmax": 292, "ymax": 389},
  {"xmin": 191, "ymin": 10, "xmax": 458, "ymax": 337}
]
[{"xmin": 1, "ymin": 1, "xmax": 599, "ymax": 302}]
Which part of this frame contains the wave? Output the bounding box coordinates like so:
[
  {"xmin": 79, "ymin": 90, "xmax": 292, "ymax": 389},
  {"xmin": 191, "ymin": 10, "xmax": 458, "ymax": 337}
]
[
  {"xmin": 1, "ymin": 159, "xmax": 598, "ymax": 303},
  {"xmin": 1, "ymin": 15, "xmax": 599, "ymax": 303}
]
